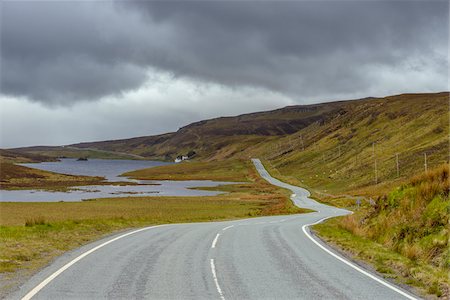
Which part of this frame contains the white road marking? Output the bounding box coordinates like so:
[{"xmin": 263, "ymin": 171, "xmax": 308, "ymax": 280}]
[
  {"xmin": 222, "ymin": 225, "xmax": 234, "ymax": 231},
  {"xmin": 254, "ymin": 158, "xmax": 418, "ymax": 299},
  {"xmin": 210, "ymin": 259, "xmax": 225, "ymax": 300},
  {"xmin": 302, "ymin": 218, "xmax": 418, "ymax": 300},
  {"xmin": 21, "ymin": 225, "xmax": 167, "ymax": 300},
  {"xmin": 211, "ymin": 233, "xmax": 221, "ymax": 248}
]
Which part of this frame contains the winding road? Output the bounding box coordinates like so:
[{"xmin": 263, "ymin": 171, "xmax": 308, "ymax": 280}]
[{"xmin": 14, "ymin": 159, "xmax": 419, "ymax": 300}]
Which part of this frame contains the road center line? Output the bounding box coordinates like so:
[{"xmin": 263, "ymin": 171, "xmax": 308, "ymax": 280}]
[
  {"xmin": 301, "ymin": 219, "xmax": 418, "ymax": 300},
  {"xmin": 211, "ymin": 233, "xmax": 220, "ymax": 248},
  {"xmin": 21, "ymin": 224, "xmax": 167, "ymax": 300},
  {"xmin": 222, "ymin": 225, "xmax": 234, "ymax": 231},
  {"xmin": 210, "ymin": 259, "xmax": 225, "ymax": 300}
]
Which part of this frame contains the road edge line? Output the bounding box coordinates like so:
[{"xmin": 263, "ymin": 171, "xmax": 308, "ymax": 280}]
[{"xmin": 302, "ymin": 218, "xmax": 419, "ymax": 300}]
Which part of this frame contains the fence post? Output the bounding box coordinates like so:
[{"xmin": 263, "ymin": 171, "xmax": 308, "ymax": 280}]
[
  {"xmin": 396, "ymin": 153, "xmax": 399, "ymax": 177},
  {"xmin": 373, "ymin": 142, "xmax": 378, "ymax": 184},
  {"xmin": 424, "ymin": 153, "xmax": 428, "ymax": 173}
]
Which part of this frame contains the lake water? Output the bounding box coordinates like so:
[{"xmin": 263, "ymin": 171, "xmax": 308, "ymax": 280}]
[
  {"xmin": 0, "ymin": 159, "xmax": 236, "ymax": 202},
  {"xmin": 21, "ymin": 158, "xmax": 170, "ymax": 182}
]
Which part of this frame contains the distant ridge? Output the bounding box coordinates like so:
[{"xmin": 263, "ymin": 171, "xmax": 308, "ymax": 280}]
[{"xmin": 9, "ymin": 92, "xmax": 448, "ymax": 188}]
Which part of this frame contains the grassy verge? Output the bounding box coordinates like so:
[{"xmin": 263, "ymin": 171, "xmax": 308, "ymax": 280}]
[
  {"xmin": 313, "ymin": 218, "xmax": 449, "ymax": 298},
  {"xmin": 314, "ymin": 164, "xmax": 450, "ymax": 298},
  {"xmin": 0, "ymin": 159, "xmax": 308, "ymax": 295}
]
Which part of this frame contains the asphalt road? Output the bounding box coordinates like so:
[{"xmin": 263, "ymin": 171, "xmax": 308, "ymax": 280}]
[{"xmin": 14, "ymin": 159, "xmax": 419, "ymax": 300}]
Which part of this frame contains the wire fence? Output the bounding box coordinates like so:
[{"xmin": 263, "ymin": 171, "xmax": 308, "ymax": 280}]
[{"xmin": 264, "ymin": 132, "xmax": 448, "ymax": 185}]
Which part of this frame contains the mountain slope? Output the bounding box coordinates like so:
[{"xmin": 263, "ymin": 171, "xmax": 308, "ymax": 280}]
[
  {"xmin": 12, "ymin": 92, "xmax": 449, "ymax": 196},
  {"xmin": 67, "ymin": 100, "xmax": 344, "ymax": 160},
  {"xmin": 261, "ymin": 92, "xmax": 449, "ymax": 197}
]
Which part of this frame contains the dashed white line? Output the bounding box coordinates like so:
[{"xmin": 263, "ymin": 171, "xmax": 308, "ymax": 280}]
[
  {"xmin": 222, "ymin": 225, "xmax": 234, "ymax": 231},
  {"xmin": 210, "ymin": 259, "xmax": 225, "ymax": 300},
  {"xmin": 21, "ymin": 225, "xmax": 167, "ymax": 300},
  {"xmin": 211, "ymin": 233, "xmax": 221, "ymax": 248},
  {"xmin": 301, "ymin": 219, "xmax": 418, "ymax": 300}
]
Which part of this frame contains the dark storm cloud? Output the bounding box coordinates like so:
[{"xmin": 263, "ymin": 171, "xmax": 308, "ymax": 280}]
[
  {"xmin": 0, "ymin": 1, "xmax": 448, "ymax": 105},
  {"xmin": 121, "ymin": 1, "xmax": 447, "ymax": 95},
  {"xmin": 1, "ymin": 2, "xmax": 151, "ymax": 104}
]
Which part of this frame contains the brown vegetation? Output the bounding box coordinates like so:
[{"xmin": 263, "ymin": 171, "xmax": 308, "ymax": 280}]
[
  {"xmin": 0, "ymin": 162, "xmax": 104, "ymax": 190},
  {"xmin": 318, "ymin": 164, "xmax": 450, "ymax": 297}
]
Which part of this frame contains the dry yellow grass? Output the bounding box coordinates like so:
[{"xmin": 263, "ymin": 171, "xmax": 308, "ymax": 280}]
[{"xmin": 315, "ymin": 163, "xmax": 450, "ymax": 298}]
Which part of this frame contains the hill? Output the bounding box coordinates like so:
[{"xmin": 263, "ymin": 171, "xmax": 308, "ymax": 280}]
[
  {"xmin": 12, "ymin": 92, "xmax": 448, "ymax": 197},
  {"xmin": 64, "ymin": 101, "xmax": 342, "ymax": 160},
  {"xmin": 0, "ymin": 149, "xmax": 56, "ymax": 163},
  {"xmin": 260, "ymin": 92, "xmax": 449, "ymax": 196},
  {"xmin": 9, "ymin": 146, "xmax": 148, "ymax": 161}
]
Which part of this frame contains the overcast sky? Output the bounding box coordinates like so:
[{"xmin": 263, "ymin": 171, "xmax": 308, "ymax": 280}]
[{"xmin": 0, "ymin": 1, "xmax": 448, "ymax": 148}]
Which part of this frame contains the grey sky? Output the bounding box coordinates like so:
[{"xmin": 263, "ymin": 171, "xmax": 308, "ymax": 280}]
[{"xmin": 0, "ymin": 1, "xmax": 448, "ymax": 147}]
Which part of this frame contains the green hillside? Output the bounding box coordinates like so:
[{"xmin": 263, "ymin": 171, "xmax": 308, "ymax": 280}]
[
  {"xmin": 13, "ymin": 92, "xmax": 448, "ymax": 198},
  {"xmin": 260, "ymin": 92, "xmax": 449, "ymax": 197}
]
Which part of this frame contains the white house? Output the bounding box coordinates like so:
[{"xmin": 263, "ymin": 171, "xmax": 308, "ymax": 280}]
[{"xmin": 174, "ymin": 155, "xmax": 189, "ymax": 163}]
